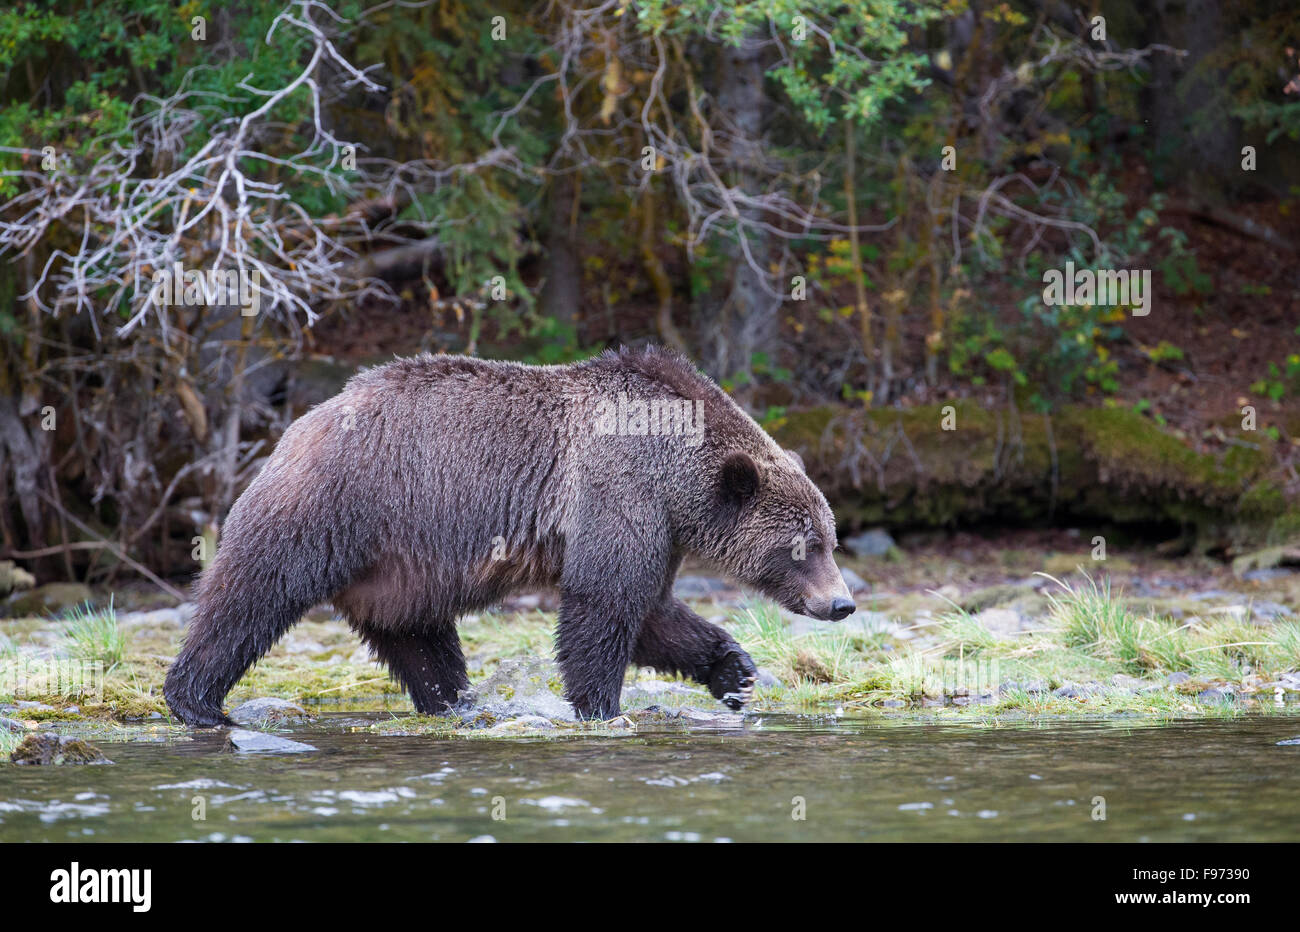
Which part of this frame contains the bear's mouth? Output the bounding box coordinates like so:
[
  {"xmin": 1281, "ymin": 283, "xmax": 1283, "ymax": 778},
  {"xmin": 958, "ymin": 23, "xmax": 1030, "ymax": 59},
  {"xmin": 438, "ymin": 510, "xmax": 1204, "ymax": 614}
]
[
  {"xmin": 789, "ymin": 597, "xmax": 826, "ymax": 620},
  {"xmin": 795, "ymin": 595, "xmax": 856, "ymax": 622}
]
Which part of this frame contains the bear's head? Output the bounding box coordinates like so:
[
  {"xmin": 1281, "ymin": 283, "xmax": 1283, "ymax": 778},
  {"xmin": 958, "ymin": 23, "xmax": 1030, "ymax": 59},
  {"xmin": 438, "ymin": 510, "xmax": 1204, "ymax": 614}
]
[{"xmin": 707, "ymin": 448, "xmax": 856, "ymax": 621}]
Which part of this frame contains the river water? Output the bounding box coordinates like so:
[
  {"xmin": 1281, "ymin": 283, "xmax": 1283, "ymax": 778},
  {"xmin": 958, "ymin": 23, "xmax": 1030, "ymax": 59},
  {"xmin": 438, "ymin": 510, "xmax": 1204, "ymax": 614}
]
[{"xmin": 2, "ymin": 714, "xmax": 1298, "ymax": 842}]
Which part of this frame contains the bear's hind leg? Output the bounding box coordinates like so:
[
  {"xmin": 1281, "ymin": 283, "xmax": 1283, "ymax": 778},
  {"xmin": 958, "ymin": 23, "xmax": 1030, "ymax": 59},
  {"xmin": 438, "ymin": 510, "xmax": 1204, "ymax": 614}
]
[
  {"xmin": 357, "ymin": 622, "xmax": 468, "ymax": 715},
  {"xmin": 633, "ymin": 598, "xmax": 758, "ymax": 710}
]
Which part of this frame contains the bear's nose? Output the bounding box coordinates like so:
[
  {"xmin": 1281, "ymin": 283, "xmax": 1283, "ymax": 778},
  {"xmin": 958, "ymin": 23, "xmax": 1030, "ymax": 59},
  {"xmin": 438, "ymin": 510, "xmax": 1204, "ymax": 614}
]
[{"xmin": 829, "ymin": 597, "xmax": 856, "ymax": 621}]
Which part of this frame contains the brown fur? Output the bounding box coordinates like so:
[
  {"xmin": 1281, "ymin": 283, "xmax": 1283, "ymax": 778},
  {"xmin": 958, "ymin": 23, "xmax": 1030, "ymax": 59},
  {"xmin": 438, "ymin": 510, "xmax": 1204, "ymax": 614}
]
[{"xmin": 164, "ymin": 346, "xmax": 853, "ymax": 725}]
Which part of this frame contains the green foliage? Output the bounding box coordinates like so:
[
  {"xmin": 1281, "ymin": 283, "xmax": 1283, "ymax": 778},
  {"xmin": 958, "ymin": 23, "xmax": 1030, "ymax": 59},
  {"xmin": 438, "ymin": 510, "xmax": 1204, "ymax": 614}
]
[
  {"xmin": 637, "ymin": 0, "xmax": 943, "ymax": 130},
  {"xmin": 1251, "ymin": 350, "xmax": 1300, "ymax": 401},
  {"xmin": 1146, "ymin": 341, "xmax": 1185, "ymax": 364},
  {"xmin": 519, "ymin": 317, "xmax": 592, "ymax": 365},
  {"xmin": 1222, "ymin": 28, "xmax": 1300, "ymax": 142}
]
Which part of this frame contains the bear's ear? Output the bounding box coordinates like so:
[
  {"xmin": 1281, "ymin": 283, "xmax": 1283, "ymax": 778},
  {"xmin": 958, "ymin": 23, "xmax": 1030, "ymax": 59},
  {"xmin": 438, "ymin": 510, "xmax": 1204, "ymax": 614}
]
[
  {"xmin": 718, "ymin": 451, "xmax": 761, "ymax": 515},
  {"xmin": 785, "ymin": 448, "xmax": 806, "ymax": 473}
]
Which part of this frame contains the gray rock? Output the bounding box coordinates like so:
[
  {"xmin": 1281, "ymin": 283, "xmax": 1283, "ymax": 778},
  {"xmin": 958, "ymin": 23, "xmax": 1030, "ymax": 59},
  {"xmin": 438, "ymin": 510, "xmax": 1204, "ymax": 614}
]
[
  {"xmin": 1242, "ymin": 568, "xmax": 1296, "ymax": 582},
  {"xmin": 226, "ymin": 729, "xmax": 317, "ymax": 753},
  {"xmin": 1197, "ymin": 688, "xmax": 1234, "ymax": 703},
  {"xmin": 1245, "ymin": 601, "xmax": 1293, "ymax": 621},
  {"xmin": 1167, "ymin": 672, "xmax": 1191, "ymax": 686},
  {"xmin": 280, "ymin": 636, "xmax": 326, "ymax": 655},
  {"xmin": 880, "ymin": 699, "xmax": 906, "ymax": 708},
  {"xmin": 844, "ymin": 528, "xmax": 896, "ymax": 558},
  {"xmin": 632, "ymin": 705, "xmax": 744, "ymax": 728},
  {"xmin": 482, "ymin": 715, "xmax": 557, "ymax": 735},
  {"xmin": 1053, "ymin": 682, "xmax": 1102, "ymax": 699},
  {"xmin": 755, "ymin": 667, "xmax": 782, "ymax": 688},
  {"xmin": 230, "ymin": 697, "xmax": 311, "ymax": 725},
  {"xmin": 1216, "ymin": 600, "xmax": 1279, "ymax": 621},
  {"xmin": 1183, "ymin": 590, "xmax": 1235, "ymax": 602},
  {"xmin": 839, "ymin": 567, "xmax": 870, "ymax": 593},
  {"xmin": 12, "ymin": 700, "xmax": 54, "ymax": 712},
  {"xmin": 119, "ymin": 606, "xmax": 192, "ymax": 631},
  {"xmin": 1276, "ymin": 737, "xmax": 1300, "ymax": 746},
  {"xmin": 672, "ymin": 575, "xmax": 731, "ymax": 599},
  {"xmin": 622, "ymin": 678, "xmax": 705, "ymax": 704},
  {"xmin": 7, "ymin": 582, "xmax": 94, "ymax": 616},
  {"xmin": 999, "ymin": 679, "xmax": 1046, "ymax": 695},
  {"xmin": 455, "ymin": 657, "xmax": 575, "ymax": 724},
  {"xmin": 0, "ymin": 716, "xmax": 24, "ymax": 732},
  {"xmin": 973, "ymin": 607, "xmax": 1023, "ymax": 638},
  {"xmin": 0, "ymin": 560, "xmax": 35, "ymax": 596}
]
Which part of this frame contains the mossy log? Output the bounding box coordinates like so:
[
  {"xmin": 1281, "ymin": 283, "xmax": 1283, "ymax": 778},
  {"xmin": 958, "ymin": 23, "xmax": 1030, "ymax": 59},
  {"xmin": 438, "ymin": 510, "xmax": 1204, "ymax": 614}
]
[{"xmin": 773, "ymin": 402, "xmax": 1297, "ymax": 550}]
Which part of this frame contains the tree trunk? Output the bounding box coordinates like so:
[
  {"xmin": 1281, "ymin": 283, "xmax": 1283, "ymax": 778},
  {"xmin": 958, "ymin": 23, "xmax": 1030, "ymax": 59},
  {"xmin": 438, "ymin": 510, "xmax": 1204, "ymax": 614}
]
[
  {"xmin": 537, "ymin": 172, "xmax": 582, "ymax": 333},
  {"xmin": 700, "ymin": 31, "xmax": 777, "ymax": 404},
  {"xmin": 639, "ymin": 185, "xmax": 688, "ymax": 354},
  {"xmin": 0, "ymin": 396, "xmax": 45, "ymax": 555}
]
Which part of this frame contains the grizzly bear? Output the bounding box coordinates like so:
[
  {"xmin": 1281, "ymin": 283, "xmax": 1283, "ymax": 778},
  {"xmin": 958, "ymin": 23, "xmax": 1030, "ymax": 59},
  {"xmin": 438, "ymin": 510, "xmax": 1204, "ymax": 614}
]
[{"xmin": 163, "ymin": 346, "xmax": 855, "ymax": 726}]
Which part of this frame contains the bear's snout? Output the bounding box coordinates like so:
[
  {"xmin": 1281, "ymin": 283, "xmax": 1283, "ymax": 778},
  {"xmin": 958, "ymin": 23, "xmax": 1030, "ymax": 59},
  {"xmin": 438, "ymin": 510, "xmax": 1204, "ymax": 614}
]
[{"xmin": 802, "ymin": 592, "xmax": 856, "ymax": 621}]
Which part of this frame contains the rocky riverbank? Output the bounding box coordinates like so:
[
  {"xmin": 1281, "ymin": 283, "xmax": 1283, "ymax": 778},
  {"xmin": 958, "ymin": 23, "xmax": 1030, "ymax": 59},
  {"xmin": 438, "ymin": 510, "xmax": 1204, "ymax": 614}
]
[{"xmin": 3, "ymin": 530, "xmax": 1300, "ymax": 756}]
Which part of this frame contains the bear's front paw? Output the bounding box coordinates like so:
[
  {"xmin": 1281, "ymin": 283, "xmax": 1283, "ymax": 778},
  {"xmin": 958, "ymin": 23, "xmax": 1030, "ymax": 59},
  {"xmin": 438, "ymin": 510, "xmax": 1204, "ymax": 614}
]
[{"xmin": 709, "ymin": 649, "xmax": 758, "ymax": 711}]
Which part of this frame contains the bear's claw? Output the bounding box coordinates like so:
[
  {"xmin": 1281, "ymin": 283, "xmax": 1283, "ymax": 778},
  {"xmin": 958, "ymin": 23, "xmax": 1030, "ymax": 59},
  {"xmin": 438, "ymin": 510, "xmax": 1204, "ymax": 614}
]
[{"xmin": 709, "ymin": 649, "xmax": 758, "ymax": 711}]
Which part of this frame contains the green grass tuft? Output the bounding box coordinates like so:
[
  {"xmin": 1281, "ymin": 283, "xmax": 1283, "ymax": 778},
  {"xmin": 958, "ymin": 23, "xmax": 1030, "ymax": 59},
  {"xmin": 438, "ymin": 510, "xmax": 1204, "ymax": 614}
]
[
  {"xmin": 61, "ymin": 598, "xmax": 125, "ymax": 671},
  {"xmin": 730, "ymin": 601, "xmax": 858, "ymax": 685}
]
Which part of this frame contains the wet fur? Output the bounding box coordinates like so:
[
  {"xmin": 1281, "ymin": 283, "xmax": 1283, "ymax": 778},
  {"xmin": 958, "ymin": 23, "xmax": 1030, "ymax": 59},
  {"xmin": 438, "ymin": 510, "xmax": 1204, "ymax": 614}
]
[{"xmin": 164, "ymin": 346, "xmax": 844, "ymax": 725}]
